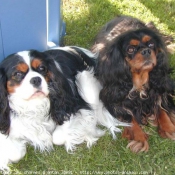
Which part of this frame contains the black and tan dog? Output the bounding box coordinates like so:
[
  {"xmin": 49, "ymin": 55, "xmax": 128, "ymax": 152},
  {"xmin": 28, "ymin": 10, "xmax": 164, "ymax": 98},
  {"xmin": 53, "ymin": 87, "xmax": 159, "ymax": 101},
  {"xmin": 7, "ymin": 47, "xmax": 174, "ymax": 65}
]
[{"xmin": 92, "ymin": 15, "xmax": 175, "ymax": 152}]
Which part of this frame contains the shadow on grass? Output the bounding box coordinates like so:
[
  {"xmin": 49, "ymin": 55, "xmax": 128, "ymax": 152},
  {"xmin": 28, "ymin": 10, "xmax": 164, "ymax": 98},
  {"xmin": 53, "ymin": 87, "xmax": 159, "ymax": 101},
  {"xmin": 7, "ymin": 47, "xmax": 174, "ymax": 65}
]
[
  {"xmin": 64, "ymin": 0, "xmax": 175, "ymax": 48},
  {"xmin": 63, "ymin": 0, "xmax": 122, "ymax": 48}
]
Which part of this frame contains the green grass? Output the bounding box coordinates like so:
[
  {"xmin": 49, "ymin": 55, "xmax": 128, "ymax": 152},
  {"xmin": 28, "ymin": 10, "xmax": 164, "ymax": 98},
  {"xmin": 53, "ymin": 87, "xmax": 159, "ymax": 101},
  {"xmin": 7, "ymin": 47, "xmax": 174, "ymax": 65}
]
[{"xmin": 5, "ymin": 0, "xmax": 175, "ymax": 175}]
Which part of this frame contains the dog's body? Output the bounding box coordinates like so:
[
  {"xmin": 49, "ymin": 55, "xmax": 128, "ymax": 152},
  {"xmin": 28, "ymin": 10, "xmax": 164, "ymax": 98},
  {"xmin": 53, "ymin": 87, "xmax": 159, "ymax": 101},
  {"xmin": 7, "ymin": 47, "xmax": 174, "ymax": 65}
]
[
  {"xmin": 0, "ymin": 46, "xmax": 117, "ymax": 170},
  {"xmin": 92, "ymin": 15, "xmax": 175, "ymax": 152}
]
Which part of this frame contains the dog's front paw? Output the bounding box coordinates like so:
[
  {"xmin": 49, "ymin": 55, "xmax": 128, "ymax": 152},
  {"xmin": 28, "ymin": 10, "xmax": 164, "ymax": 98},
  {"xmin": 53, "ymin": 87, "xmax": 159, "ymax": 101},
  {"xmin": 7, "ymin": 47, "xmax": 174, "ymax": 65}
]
[
  {"xmin": 0, "ymin": 134, "xmax": 27, "ymax": 171},
  {"xmin": 127, "ymin": 140, "xmax": 149, "ymax": 153},
  {"xmin": 158, "ymin": 109, "xmax": 175, "ymax": 140},
  {"xmin": 122, "ymin": 119, "xmax": 149, "ymax": 153},
  {"xmin": 0, "ymin": 152, "xmax": 10, "ymax": 172},
  {"xmin": 158, "ymin": 128, "xmax": 175, "ymax": 140}
]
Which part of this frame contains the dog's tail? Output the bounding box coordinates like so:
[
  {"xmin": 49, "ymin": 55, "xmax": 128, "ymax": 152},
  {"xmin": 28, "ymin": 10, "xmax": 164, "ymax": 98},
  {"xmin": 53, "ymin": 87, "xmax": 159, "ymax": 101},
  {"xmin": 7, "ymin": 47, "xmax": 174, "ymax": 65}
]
[
  {"xmin": 70, "ymin": 46, "xmax": 98, "ymax": 67},
  {"xmin": 50, "ymin": 46, "xmax": 98, "ymax": 67}
]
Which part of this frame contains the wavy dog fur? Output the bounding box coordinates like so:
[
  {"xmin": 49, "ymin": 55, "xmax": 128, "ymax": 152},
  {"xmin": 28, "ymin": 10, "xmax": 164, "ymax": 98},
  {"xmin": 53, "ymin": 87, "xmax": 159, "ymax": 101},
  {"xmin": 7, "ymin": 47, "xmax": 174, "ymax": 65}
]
[{"xmin": 92, "ymin": 15, "xmax": 175, "ymax": 152}]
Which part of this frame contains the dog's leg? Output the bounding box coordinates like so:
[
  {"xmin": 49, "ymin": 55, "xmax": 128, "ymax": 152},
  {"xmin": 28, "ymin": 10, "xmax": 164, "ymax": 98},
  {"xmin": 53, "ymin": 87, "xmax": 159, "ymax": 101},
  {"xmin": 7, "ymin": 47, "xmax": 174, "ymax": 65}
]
[
  {"xmin": 0, "ymin": 134, "xmax": 26, "ymax": 171},
  {"xmin": 122, "ymin": 118, "xmax": 149, "ymax": 153},
  {"xmin": 158, "ymin": 109, "xmax": 175, "ymax": 139}
]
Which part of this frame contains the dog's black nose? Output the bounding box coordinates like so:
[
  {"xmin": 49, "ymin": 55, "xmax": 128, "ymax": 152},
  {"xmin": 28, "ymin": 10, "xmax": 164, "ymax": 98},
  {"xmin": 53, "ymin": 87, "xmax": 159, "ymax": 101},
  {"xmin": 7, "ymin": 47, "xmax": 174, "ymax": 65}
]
[
  {"xmin": 141, "ymin": 48, "xmax": 151, "ymax": 57},
  {"xmin": 30, "ymin": 77, "xmax": 42, "ymax": 87}
]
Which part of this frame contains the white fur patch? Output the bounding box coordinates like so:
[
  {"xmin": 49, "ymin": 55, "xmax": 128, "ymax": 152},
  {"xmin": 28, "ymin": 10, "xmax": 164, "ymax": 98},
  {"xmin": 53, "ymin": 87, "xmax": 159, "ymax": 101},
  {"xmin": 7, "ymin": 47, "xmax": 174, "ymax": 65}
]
[
  {"xmin": 17, "ymin": 51, "xmax": 31, "ymax": 68},
  {"xmin": 0, "ymin": 96, "xmax": 55, "ymax": 170},
  {"xmin": 76, "ymin": 69, "xmax": 130, "ymax": 139},
  {"xmin": 53, "ymin": 109, "xmax": 105, "ymax": 152},
  {"xmin": 9, "ymin": 97, "xmax": 55, "ymax": 151},
  {"xmin": 0, "ymin": 134, "xmax": 26, "ymax": 171}
]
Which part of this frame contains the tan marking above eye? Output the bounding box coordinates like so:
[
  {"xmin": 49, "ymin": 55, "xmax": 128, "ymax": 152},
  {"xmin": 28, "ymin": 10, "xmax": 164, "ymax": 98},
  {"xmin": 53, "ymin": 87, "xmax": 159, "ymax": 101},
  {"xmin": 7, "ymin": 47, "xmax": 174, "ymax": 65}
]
[
  {"xmin": 142, "ymin": 35, "xmax": 151, "ymax": 43},
  {"xmin": 129, "ymin": 39, "xmax": 140, "ymax": 46},
  {"xmin": 16, "ymin": 63, "xmax": 29, "ymax": 73},
  {"xmin": 31, "ymin": 59, "xmax": 42, "ymax": 69}
]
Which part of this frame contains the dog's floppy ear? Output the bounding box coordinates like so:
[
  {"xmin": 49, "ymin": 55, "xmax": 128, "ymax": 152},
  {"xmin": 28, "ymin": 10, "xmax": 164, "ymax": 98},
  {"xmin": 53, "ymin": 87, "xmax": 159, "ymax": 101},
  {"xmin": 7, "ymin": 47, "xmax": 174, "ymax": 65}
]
[
  {"xmin": 0, "ymin": 68, "xmax": 10, "ymax": 134},
  {"xmin": 47, "ymin": 58, "xmax": 77, "ymax": 125},
  {"xmin": 149, "ymin": 30, "xmax": 171, "ymax": 92},
  {"xmin": 96, "ymin": 39, "xmax": 131, "ymax": 85}
]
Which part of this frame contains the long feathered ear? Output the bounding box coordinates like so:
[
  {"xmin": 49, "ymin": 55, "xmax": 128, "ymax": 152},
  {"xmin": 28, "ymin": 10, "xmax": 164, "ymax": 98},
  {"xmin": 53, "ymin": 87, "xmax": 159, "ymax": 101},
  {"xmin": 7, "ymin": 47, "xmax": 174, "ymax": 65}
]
[
  {"xmin": 95, "ymin": 40, "xmax": 132, "ymax": 108},
  {"xmin": 96, "ymin": 40, "xmax": 131, "ymax": 85},
  {"xmin": 149, "ymin": 39, "xmax": 173, "ymax": 94},
  {"xmin": 0, "ymin": 69, "xmax": 10, "ymax": 134},
  {"xmin": 48, "ymin": 65, "xmax": 72, "ymax": 125},
  {"xmin": 47, "ymin": 59, "xmax": 87, "ymax": 125}
]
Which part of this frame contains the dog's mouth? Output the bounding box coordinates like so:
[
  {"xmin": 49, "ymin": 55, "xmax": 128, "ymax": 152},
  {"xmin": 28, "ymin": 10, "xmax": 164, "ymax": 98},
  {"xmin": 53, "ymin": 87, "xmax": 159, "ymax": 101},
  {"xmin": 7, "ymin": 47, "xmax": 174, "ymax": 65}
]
[
  {"xmin": 29, "ymin": 90, "xmax": 47, "ymax": 99},
  {"xmin": 144, "ymin": 60, "xmax": 154, "ymax": 65},
  {"xmin": 142, "ymin": 50, "xmax": 157, "ymax": 69},
  {"xmin": 131, "ymin": 61, "xmax": 155, "ymax": 74},
  {"xmin": 126, "ymin": 51, "xmax": 157, "ymax": 73},
  {"xmin": 142, "ymin": 60, "xmax": 155, "ymax": 69}
]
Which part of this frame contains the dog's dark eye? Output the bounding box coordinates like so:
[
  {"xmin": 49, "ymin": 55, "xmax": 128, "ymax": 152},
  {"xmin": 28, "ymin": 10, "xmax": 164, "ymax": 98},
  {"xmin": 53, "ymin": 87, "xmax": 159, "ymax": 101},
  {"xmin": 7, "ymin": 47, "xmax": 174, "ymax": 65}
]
[
  {"xmin": 13, "ymin": 72, "xmax": 24, "ymax": 81},
  {"xmin": 127, "ymin": 46, "xmax": 136, "ymax": 54},
  {"xmin": 148, "ymin": 41, "xmax": 155, "ymax": 48},
  {"xmin": 38, "ymin": 65, "xmax": 47, "ymax": 74}
]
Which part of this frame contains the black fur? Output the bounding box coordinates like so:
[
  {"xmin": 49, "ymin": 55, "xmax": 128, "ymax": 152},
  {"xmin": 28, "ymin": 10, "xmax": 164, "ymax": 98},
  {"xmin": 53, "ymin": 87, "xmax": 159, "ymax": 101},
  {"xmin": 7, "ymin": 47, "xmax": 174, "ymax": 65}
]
[
  {"xmin": 0, "ymin": 69, "xmax": 10, "ymax": 134},
  {"xmin": 0, "ymin": 54, "xmax": 25, "ymax": 134},
  {"xmin": 93, "ymin": 16, "xmax": 175, "ymax": 125},
  {"xmin": 41, "ymin": 49, "xmax": 92, "ymax": 124}
]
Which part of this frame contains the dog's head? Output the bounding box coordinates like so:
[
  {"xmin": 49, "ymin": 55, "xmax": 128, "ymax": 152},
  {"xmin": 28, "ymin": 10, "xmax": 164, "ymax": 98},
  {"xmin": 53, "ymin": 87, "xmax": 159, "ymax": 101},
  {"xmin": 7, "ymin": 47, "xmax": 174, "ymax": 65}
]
[
  {"xmin": 0, "ymin": 50, "xmax": 52, "ymax": 133},
  {"xmin": 96, "ymin": 28, "xmax": 168, "ymax": 94},
  {"xmin": 4, "ymin": 51, "xmax": 50, "ymax": 101},
  {"xmin": 0, "ymin": 50, "xmax": 59, "ymax": 133},
  {"xmin": 123, "ymin": 30, "xmax": 157, "ymax": 73}
]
